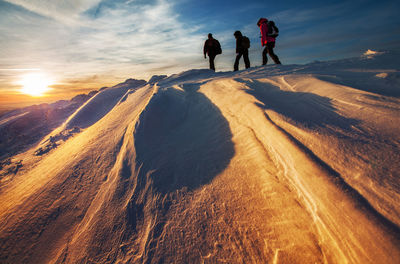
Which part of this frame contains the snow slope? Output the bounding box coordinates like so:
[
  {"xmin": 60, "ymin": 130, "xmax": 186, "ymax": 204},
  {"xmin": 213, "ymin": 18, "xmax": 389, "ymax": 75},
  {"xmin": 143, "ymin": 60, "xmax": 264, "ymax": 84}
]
[
  {"xmin": 0, "ymin": 51, "xmax": 399, "ymax": 263},
  {"xmin": 0, "ymin": 91, "xmax": 97, "ymax": 162}
]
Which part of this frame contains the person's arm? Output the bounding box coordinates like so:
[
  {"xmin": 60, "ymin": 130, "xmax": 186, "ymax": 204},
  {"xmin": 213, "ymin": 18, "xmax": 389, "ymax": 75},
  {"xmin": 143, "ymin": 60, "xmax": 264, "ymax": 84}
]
[{"xmin": 203, "ymin": 40, "xmax": 208, "ymax": 58}]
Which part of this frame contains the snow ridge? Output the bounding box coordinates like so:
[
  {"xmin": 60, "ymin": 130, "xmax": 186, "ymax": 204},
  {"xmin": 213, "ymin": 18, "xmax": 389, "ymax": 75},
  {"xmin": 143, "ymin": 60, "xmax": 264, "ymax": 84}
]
[{"xmin": 1, "ymin": 52, "xmax": 400, "ymax": 263}]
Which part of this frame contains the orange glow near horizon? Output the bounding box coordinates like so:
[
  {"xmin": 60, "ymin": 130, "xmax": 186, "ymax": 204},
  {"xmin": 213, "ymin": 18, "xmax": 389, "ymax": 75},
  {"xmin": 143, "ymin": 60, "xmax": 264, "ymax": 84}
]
[
  {"xmin": 0, "ymin": 74, "xmax": 123, "ymax": 110},
  {"xmin": 17, "ymin": 73, "xmax": 54, "ymax": 97}
]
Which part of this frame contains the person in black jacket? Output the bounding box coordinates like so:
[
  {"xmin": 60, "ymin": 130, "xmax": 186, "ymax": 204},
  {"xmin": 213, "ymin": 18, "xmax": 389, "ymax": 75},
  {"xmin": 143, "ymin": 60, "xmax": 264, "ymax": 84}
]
[
  {"xmin": 233, "ymin": 31, "xmax": 250, "ymax": 71},
  {"xmin": 203, "ymin": 33, "xmax": 221, "ymax": 71}
]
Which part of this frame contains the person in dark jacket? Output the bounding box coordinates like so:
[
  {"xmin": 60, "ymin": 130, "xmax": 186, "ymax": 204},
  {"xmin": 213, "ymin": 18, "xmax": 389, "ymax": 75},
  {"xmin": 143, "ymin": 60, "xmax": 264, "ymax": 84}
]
[
  {"xmin": 257, "ymin": 18, "xmax": 281, "ymax": 65},
  {"xmin": 203, "ymin": 33, "xmax": 221, "ymax": 71},
  {"xmin": 233, "ymin": 31, "xmax": 250, "ymax": 71}
]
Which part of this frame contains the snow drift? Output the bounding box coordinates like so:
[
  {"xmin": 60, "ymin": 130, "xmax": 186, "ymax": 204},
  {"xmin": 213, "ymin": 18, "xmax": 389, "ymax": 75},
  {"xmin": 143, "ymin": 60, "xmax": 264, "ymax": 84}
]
[{"xmin": 0, "ymin": 51, "xmax": 400, "ymax": 263}]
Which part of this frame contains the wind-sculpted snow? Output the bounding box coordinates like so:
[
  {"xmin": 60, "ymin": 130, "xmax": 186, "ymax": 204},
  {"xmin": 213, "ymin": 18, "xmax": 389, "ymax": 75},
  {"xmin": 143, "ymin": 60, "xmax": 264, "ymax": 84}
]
[
  {"xmin": 65, "ymin": 79, "xmax": 146, "ymax": 129},
  {"xmin": 0, "ymin": 51, "xmax": 400, "ymax": 263},
  {"xmin": 238, "ymin": 78, "xmax": 361, "ymax": 130}
]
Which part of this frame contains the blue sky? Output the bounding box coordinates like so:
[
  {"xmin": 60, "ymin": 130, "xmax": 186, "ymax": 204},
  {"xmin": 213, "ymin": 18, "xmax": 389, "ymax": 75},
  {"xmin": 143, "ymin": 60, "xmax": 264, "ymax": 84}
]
[{"xmin": 0, "ymin": 0, "xmax": 399, "ymax": 106}]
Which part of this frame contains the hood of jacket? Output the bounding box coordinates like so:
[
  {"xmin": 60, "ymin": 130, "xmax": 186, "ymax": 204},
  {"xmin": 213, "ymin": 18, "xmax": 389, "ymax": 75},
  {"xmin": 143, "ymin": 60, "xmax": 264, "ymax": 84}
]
[{"xmin": 257, "ymin": 18, "xmax": 268, "ymax": 27}]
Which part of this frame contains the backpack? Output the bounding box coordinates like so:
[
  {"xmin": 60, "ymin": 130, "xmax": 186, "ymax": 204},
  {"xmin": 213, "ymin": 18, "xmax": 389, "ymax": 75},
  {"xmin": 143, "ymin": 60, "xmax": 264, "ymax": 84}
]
[
  {"xmin": 242, "ymin": 36, "xmax": 250, "ymax": 49},
  {"xmin": 214, "ymin": 40, "xmax": 222, "ymax": 55},
  {"xmin": 267, "ymin": 21, "xmax": 279, "ymax": 38}
]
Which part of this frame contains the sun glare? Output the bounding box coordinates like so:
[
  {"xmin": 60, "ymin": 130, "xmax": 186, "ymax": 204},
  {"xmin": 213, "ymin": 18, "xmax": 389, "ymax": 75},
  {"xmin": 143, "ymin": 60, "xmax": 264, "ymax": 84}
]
[{"xmin": 18, "ymin": 73, "xmax": 53, "ymax": 97}]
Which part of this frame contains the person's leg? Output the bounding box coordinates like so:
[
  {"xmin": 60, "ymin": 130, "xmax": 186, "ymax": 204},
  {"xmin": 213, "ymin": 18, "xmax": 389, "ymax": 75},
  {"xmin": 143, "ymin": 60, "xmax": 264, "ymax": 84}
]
[
  {"xmin": 243, "ymin": 49, "xmax": 250, "ymax": 69},
  {"xmin": 267, "ymin": 42, "xmax": 281, "ymax": 64},
  {"xmin": 234, "ymin": 53, "xmax": 242, "ymax": 71},
  {"xmin": 209, "ymin": 54, "xmax": 216, "ymax": 71},
  {"xmin": 262, "ymin": 46, "xmax": 268, "ymax": 65}
]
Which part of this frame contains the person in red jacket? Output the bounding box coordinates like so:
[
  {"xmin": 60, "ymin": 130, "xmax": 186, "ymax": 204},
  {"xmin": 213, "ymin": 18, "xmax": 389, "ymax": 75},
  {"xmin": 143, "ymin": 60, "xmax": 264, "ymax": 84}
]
[{"xmin": 257, "ymin": 18, "xmax": 281, "ymax": 65}]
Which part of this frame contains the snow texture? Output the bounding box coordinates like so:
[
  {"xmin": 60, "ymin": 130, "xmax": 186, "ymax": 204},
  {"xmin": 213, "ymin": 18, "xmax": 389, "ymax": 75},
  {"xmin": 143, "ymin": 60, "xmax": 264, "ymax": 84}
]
[{"xmin": 0, "ymin": 51, "xmax": 400, "ymax": 263}]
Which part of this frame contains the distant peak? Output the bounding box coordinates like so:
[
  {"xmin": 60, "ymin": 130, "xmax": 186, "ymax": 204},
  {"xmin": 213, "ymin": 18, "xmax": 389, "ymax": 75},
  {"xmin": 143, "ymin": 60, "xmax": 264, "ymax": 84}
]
[
  {"xmin": 122, "ymin": 78, "xmax": 147, "ymax": 85},
  {"xmin": 148, "ymin": 75, "xmax": 167, "ymax": 84},
  {"xmin": 114, "ymin": 78, "xmax": 147, "ymax": 88}
]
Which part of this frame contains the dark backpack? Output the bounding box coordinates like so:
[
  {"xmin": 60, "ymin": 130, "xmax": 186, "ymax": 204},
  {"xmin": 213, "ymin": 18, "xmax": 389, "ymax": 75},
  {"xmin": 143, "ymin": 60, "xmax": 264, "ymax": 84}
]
[
  {"xmin": 267, "ymin": 21, "xmax": 279, "ymax": 38},
  {"xmin": 214, "ymin": 40, "xmax": 222, "ymax": 55},
  {"xmin": 242, "ymin": 36, "xmax": 250, "ymax": 49}
]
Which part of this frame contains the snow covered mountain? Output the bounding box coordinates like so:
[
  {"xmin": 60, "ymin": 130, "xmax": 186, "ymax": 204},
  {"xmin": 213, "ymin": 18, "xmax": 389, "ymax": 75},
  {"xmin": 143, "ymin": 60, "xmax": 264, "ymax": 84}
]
[
  {"xmin": 0, "ymin": 51, "xmax": 399, "ymax": 263},
  {"xmin": 0, "ymin": 90, "xmax": 99, "ymax": 162}
]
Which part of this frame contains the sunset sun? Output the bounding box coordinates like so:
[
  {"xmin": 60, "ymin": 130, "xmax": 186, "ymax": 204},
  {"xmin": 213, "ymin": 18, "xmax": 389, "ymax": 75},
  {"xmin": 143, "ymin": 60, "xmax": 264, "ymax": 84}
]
[{"xmin": 18, "ymin": 73, "xmax": 53, "ymax": 97}]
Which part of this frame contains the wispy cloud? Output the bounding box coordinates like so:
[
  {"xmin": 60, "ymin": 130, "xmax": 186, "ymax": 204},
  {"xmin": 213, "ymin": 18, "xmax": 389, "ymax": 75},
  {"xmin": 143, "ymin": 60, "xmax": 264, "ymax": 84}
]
[
  {"xmin": 0, "ymin": 0, "xmax": 208, "ymax": 97},
  {"xmin": 3, "ymin": 0, "xmax": 103, "ymax": 24}
]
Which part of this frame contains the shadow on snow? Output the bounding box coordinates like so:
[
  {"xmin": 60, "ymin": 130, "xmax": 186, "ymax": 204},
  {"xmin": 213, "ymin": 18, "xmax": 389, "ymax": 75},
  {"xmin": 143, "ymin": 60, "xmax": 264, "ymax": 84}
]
[
  {"xmin": 237, "ymin": 78, "xmax": 361, "ymax": 132},
  {"xmin": 133, "ymin": 82, "xmax": 235, "ymax": 195}
]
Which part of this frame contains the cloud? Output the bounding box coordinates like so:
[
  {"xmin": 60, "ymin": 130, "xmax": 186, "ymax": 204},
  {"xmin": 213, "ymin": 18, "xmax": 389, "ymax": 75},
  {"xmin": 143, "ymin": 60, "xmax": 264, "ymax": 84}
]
[
  {"xmin": 0, "ymin": 0, "xmax": 207, "ymax": 93},
  {"xmin": 2, "ymin": 0, "xmax": 103, "ymax": 24},
  {"xmin": 74, "ymin": 0, "xmax": 206, "ymax": 75}
]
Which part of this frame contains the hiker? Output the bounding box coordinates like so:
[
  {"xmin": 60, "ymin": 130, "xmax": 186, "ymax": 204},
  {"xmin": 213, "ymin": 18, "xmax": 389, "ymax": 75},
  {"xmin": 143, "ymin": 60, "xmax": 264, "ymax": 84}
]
[
  {"xmin": 257, "ymin": 18, "xmax": 281, "ymax": 65},
  {"xmin": 203, "ymin": 33, "xmax": 222, "ymax": 71},
  {"xmin": 233, "ymin": 31, "xmax": 251, "ymax": 71}
]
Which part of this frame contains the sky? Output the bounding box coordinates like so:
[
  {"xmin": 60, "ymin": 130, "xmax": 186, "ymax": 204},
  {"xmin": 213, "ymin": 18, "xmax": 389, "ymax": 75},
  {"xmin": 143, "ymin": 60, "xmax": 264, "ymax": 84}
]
[{"xmin": 0, "ymin": 0, "xmax": 399, "ymax": 108}]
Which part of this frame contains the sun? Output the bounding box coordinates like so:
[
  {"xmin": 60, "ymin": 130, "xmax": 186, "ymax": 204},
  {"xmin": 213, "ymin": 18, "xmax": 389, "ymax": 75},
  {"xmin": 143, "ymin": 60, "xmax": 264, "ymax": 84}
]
[{"xmin": 18, "ymin": 73, "xmax": 53, "ymax": 97}]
